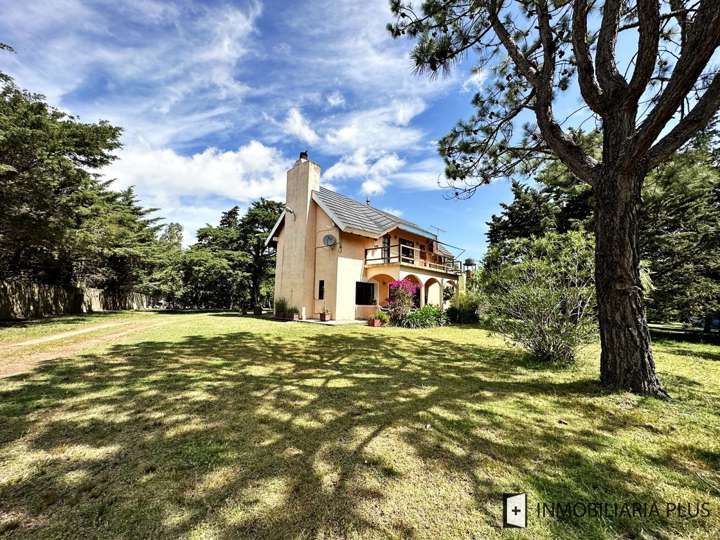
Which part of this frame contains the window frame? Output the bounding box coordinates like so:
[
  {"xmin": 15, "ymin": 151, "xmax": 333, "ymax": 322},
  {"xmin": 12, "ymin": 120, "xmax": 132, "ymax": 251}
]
[{"xmin": 355, "ymin": 281, "xmax": 375, "ymax": 306}]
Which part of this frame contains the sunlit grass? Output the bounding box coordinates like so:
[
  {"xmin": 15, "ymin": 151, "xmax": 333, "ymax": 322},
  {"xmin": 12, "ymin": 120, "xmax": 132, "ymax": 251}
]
[
  {"xmin": 0, "ymin": 311, "xmax": 150, "ymax": 343},
  {"xmin": 0, "ymin": 314, "xmax": 718, "ymax": 538}
]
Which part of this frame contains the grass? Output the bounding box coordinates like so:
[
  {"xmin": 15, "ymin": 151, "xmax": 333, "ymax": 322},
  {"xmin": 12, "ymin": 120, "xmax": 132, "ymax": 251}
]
[
  {"xmin": 0, "ymin": 313, "xmax": 719, "ymax": 539},
  {"xmin": 0, "ymin": 311, "xmax": 149, "ymax": 344}
]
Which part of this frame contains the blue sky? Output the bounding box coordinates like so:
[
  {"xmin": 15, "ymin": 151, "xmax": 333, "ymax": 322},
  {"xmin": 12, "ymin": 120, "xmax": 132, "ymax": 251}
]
[{"xmin": 0, "ymin": 0, "xmax": 516, "ymax": 257}]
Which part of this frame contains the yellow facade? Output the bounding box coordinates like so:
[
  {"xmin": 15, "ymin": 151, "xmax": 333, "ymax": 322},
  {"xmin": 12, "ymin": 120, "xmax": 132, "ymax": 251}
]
[{"xmin": 271, "ymin": 155, "xmax": 462, "ymax": 321}]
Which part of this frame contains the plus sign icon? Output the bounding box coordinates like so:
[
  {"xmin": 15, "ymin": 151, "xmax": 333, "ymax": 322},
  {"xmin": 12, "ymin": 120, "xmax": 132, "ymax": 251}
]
[{"xmin": 502, "ymin": 492, "xmax": 527, "ymax": 528}]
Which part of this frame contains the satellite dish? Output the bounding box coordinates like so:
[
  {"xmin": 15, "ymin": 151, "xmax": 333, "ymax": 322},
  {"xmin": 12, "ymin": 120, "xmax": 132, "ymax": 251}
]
[{"xmin": 323, "ymin": 234, "xmax": 337, "ymax": 247}]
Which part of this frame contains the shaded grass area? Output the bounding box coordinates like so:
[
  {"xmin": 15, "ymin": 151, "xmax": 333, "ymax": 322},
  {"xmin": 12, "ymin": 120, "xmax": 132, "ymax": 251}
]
[{"xmin": 0, "ymin": 316, "xmax": 719, "ymax": 539}]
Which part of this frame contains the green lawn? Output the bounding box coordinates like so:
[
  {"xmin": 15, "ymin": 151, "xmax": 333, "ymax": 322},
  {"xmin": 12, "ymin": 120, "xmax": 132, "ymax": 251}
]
[
  {"xmin": 0, "ymin": 313, "xmax": 719, "ymax": 539},
  {"xmin": 0, "ymin": 311, "xmax": 145, "ymax": 344}
]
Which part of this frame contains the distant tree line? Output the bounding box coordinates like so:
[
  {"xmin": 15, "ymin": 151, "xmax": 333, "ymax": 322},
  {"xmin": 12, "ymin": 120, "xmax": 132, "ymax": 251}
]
[
  {"xmin": 0, "ymin": 70, "xmax": 282, "ymax": 313},
  {"xmin": 152, "ymin": 201, "xmax": 283, "ymax": 312}
]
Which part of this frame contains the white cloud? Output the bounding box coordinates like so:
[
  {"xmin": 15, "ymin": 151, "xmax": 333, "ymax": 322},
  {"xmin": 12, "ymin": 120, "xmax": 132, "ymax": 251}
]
[
  {"xmin": 283, "ymin": 107, "xmax": 320, "ymax": 145},
  {"xmin": 0, "ymin": 1, "xmax": 262, "ymax": 148},
  {"xmin": 326, "ymin": 91, "xmax": 345, "ymax": 108},
  {"xmin": 326, "ymin": 150, "xmax": 405, "ymax": 196},
  {"xmin": 393, "ymin": 98, "xmax": 426, "ymax": 125},
  {"xmin": 380, "ymin": 207, "xmax": 403, "ymax": 217},
  {"xmin": 104, "ymin": 140, "xmax": 290, "ymax": 243},
  {"xmin": 325, "ymin": 150, "xmax": 405, "ymax": 181},
  {"xmin": 0, "ymin": 0, "xmax": 456, "ymax": 240},
  {"xmin": 107, "ymin": 140, "xmax": 289, "ymax": 201},
  {"xmin": 324, "ymin": 100, "xmax": 426, "ymax": 155},
  {"xmin": 162, "ymin": 204, "xmax": 238, "ymax": 248},
  {"xmin": 388, "ymin": 158, "xmax": 446, "ymax": 190},
  {"xmin": 285, "ymin": 0, "xmax": 457, "ymax": 100},
  {"xmin": 361, "ymin": 179, "xmax": 387, "ymax": 196},
  {"xmin": 462, "ymin": 69, "xmax": 487, "ymax": 93}
]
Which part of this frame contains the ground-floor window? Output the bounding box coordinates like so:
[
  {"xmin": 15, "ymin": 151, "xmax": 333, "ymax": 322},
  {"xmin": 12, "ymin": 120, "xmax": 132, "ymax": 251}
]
[
  {"xmin": 355, "ymin": 282, "xmax": 375, "ymax": 305},
  {"xmin": 318, "ymin": 279, "xmax": 325, "ymax": 300}
]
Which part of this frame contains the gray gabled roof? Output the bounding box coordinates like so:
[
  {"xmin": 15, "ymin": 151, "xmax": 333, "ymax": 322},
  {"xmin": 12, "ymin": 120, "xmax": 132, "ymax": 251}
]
[
  {"xmin": 313, "ymin": 187, "xmax": 438, "ymax": 240},
  {"xmin": 265, "ymin": 186, "xmax": 456, "ymax": 258}
]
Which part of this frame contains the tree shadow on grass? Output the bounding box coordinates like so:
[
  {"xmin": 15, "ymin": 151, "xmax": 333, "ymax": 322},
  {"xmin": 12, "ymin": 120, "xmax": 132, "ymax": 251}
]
[
  {"xmin": 0, "ymin": 327, "xmax": 716, "ymax": 538},
  {"xmin": 650, "ymin": 326, "xmax": 720, "ymax": 346},
  {"xmin": 0, "ymin": 311, "xmax": 122, "ymax": 329},
  {"xmin": 660, "ymin": 346, "xmax": 720, "ymax": 363}
]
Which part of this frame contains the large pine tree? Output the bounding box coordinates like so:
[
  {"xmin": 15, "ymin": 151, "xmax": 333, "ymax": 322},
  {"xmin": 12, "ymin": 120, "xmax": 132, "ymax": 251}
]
[{"xmin": 390, "ymin": 0, "xmax": 720, "ymax": 397}]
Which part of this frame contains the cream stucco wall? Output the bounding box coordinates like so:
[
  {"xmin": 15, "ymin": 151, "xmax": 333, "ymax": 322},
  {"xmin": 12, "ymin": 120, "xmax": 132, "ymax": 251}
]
[
  {"xmin": 335, "ymin": 232, "xmax": 375, "ymax": 321},
  {"xmin": 425, "ymin": 279, "xmax": 442, "ymax": 306},
  {"xmin": 273, "ymin": 157, "xmax": 461, "ymax": 320},
  {"xmin": 312, "ymin": 207, "xmax": 340, "ymax": 318},
  {"xmin": 273, "ymin": 158, "xmax": 320, "ymax": 319}
]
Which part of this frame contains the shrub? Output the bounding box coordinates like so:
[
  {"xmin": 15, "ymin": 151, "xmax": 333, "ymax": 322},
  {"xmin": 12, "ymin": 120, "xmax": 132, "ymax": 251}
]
[
  {"xmin": 482, "ymin": 231, "xmax": 596, "ymax": 364},
  {"xmin": 386, "ymin": 279, "xmax": 418, "ymax": 324},
  {"xmin": 447, "ymin": 292, "xmax": 483, "ymax": 324},
  {"xmin": 274, "ymin": 297, "xmax": 289, "ymax": 318},
  {"xmin": 287, "ymin": 306, "xmax": 300, "ymax": 317},
  {"xmin": 396, "ymin": 304, "xmax": 446, "ymax": 328},
  {"xmin": 373, "ymin": 311, "xmax": 390, "ymax": 324}
]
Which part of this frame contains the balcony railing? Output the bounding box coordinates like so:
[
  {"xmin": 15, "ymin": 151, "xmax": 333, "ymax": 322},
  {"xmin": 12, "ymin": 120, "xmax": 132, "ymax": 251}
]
[{"xmin": 365, "ymin": 244, "xmax": 463, "ymax": 274}]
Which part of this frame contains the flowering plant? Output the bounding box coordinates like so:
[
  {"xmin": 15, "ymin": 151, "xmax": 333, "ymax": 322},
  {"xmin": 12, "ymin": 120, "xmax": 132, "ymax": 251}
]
[
  {"xmin": 387, "ymin": 278, "xmax": 417, "ymax": 322},
  {"xmin": 389, "ymin": 279, "xmax": 419, "ymax": 295}
]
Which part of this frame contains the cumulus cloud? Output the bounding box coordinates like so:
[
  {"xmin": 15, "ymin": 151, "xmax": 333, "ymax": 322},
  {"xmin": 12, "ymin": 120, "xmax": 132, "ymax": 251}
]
[
  {"xmin": 107, "ymin": 140, "xmax": 289, "ymax": 202},
  {"xmin": 323, "ymin": 100, "xmax": 426, "ymax": 155},
  {"xmin": 325, "ymin": 150, "xmax": 406, "ymax": 196},
  {"xmin": 325, "ymin": 150, "xmax": 403, "ymax": 179},
  {"xmin": 462, "ymin": 69, "xmax": 487, "ymax": 93},
  {"xmin": 361, "ymin": 179, "xmax": 388, "ymax": 196},
  {"xmin": 361, "ymin": 156, "xmax": 445, "ymax": 195},
  {"xmin": 104, "ymin": 140, "xmax": 290, "ymax": 242},
  {"xmin": 283, "ymin": 108, "xmax": 320, "ymax": 145}
]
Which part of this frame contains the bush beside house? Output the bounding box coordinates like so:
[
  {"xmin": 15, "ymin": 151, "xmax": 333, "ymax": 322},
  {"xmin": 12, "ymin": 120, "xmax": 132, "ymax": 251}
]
[
  {"xmin": 383, "ymin": 279, "xmax": 446, "ymax": 328},
  {"xmin": 480, "ymin": 231, "xmax": 597, "ymax": 364}
]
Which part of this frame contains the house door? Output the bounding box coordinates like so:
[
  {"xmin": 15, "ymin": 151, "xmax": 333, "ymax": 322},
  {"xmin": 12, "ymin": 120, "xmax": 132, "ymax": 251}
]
[
  {"xmin": 382, "ymin": 234, "xmax": 391, "ymax": 263},
  {"xmin": 400, "ymin": 239, "xmax": 414, "ymax": 265}
]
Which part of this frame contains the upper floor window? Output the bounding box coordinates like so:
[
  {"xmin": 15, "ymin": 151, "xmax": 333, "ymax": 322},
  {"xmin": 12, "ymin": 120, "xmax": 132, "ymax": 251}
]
[
  {"xmin": 318, "ymin": 279, "xmax": 325, "ymax": 300},
  {"xmin": 400, "ymin": 238, "xmax": 414, "ymax": 264}
]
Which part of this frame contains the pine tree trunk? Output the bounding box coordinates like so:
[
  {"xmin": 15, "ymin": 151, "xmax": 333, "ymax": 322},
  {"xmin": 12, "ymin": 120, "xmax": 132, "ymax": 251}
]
[{"xmin": 594, "ymin": 166, "xmax": 670, "ymax": 398}]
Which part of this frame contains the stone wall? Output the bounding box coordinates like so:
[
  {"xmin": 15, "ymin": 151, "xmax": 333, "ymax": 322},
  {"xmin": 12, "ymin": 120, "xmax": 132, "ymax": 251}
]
[{"xmin": 0, "ymin": 281, "xmax": 153, "ymax": 320}]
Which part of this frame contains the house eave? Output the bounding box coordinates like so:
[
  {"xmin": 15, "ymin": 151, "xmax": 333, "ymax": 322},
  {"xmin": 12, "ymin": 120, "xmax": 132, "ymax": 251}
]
[{"xmin": 264, "ymin": 211, "xmax": 286, "ymax": 248}]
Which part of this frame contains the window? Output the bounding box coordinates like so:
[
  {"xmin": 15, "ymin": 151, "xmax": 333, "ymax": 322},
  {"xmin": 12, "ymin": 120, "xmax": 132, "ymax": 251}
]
[
  {"xmin": 355, "ymin": 282, "xmax": 375, "ymax": 305},
  {"xmin": 400, "ymin": 238, "xmax": 414, "ymax": 264},
  {"xmin": 382, "ymin": 234, "xmax": 391, "ymax": 263},
  {"xmin": 318, "ymin": 280, "xmax": 325, "ymax": 300}
]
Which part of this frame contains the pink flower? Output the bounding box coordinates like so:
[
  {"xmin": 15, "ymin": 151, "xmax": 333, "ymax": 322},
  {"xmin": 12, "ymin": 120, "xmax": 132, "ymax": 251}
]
[{"xmin": 389, "ymin": 279, "xmax": 419, "ymax": 294}]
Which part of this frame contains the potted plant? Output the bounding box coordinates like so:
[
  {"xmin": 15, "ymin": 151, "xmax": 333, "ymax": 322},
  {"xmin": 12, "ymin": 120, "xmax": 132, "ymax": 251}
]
[
  {"xmin": 320, "ymin": 305, "xmax": 331, "ymax": 322},
  {"xmin": 368, "ymin": 310, "xmax": 389, "ymax": 327}
]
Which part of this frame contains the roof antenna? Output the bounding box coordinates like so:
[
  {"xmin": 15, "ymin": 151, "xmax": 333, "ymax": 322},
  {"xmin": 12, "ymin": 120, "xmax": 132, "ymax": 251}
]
[
  {"xmin": 365, "ymin": 196, "xmax": 370, "ymax": 206},
  {"xmin": 429, "ymin": 225, "xmax": 446, "ymax": 237}
]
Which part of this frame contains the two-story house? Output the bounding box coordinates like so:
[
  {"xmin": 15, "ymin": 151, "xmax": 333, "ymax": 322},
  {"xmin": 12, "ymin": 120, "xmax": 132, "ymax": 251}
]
[{"xmin": 265, "ymin": 152, "xmax": 464, "ymax": 321}]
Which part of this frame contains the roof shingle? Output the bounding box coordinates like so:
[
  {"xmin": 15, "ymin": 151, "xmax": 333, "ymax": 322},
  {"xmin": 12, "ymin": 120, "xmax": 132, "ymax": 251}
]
[{"xmin": 313, "ymin": 187, "xmax": 437, "ymax": 239}]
